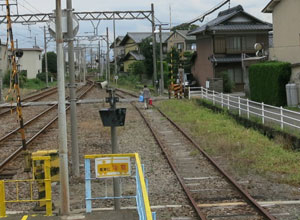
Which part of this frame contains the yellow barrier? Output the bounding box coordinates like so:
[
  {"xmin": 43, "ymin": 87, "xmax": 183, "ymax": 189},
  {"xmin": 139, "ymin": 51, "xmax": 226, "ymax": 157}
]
[
  {"xmin": 84, "ymin": 153, "xmax": 153, "ymax": 220},
  {"xmin": 0, "ymin": 156, "xmax": 52, "ymax": 218}
]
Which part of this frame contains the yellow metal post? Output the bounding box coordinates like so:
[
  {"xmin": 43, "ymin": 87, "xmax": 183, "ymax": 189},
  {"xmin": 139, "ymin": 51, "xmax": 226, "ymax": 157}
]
[
  {"xmin": 44, "ymin": 158, "xmax": 52, "ymax": 216},
  {"xmin": 0, "ymin": 180, "xmax": 6, "ymax": 218}
]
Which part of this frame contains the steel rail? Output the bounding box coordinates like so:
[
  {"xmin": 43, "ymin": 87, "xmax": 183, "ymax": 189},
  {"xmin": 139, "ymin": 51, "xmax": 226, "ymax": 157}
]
[
  {"xmin": 0, "ymin": 87, "xmax": 58, "ymax": 116},
  {"xmin": 0, "ymin": 83, "xmax": 94, "ymax": 171},
  {"xmin": 115, "ymin": 88, "xmax": 276, "ymax": 220},
  {"xmin": 133, "ymin": 104, "xmax": 207, "ymax": 220},
  {"xmin": 156, "ymin": 108, "xmax": 277, "ymax": 220}
]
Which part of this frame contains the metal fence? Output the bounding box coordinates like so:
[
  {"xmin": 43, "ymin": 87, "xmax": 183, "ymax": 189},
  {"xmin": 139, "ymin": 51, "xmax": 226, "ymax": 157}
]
[
  {"xmin": 0, "ymin": 156, "xmax": 52, "ymax": 217},
  {"xmin": 84, "ymin": 153, "xmax": 156, "ymax": 220},
  {"xmin": 188, "ymin": 87, "xmax": 300, "ymax": 131}
]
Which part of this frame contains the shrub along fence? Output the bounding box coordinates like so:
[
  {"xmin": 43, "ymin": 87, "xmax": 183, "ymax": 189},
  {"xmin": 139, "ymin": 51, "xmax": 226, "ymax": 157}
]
[{"xmin": 249, "ymin": 61, "xmax": 291, "ymax": 106}]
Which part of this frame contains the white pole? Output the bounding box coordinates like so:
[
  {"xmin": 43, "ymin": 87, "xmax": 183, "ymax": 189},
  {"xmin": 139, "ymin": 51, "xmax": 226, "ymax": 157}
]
[
  {"xmin": 238, "ymin": 97, "xmax": 241, "ymax": 116},
  {"xmin": 201, "ymin": 87, "xmax": 203, "ymax": 98},
  {"xmin": 262, "ymin": 102, "xmax": 265, "ymax": 124},
  {"xmin": 280, "ymin": 106, "xmax": 283, "ymax": 130},
  {"xmin": 188, "ymin": 87, "xmax": 190, "ymax": 100},
  {"xmin": 227, "ymin": 94, "xmax": 230, "ymax": 110},
  {"xmin": 212, "ymin": 90, "xmax": 215, "ymax": 105},
  {"xmin": 221, "ymin": 92, "xmax": 223, "ymax": 108},
  {"xmin": 247, "ymin": 98, "xmax": 250, "ymax": 119},
  {"xmin": 56, "ymin": 0, "xmax": 70, "ymax": 215}
]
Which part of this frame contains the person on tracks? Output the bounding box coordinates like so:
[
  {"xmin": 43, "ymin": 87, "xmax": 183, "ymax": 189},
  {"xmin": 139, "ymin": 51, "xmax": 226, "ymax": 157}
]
[{"xmin": 143, "ymin": 85, "xmax": 151, "ymax": 109}]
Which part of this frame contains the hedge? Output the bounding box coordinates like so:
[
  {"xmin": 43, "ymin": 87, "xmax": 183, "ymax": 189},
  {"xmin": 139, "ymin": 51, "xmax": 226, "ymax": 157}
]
[{"xmin": 249, "ymin": 61, "xmax": 291, "ymax": 106}]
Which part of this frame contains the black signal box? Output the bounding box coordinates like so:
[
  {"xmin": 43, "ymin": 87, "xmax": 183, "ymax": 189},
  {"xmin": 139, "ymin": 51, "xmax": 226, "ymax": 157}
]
[{"xmin": 99, "ymin": 108, "xmax": 126, "ymax": 127}]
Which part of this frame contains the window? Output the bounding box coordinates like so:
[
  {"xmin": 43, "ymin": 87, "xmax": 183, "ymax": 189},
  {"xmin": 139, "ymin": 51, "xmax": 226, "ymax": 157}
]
[
  {"xmin": 226, "ymin": 37, "xmax": 241, "ymax": 52},
  {"xmin": 39, "ymin": 55, "xmax": 41, "ymax": 60},
  {"xmin": 242, "ymin": 36, "xmax": 256, "ymax": 51},
  {"xmin": 177, "ymin": 43, "xmax": 184, "ymax": 51},
  {"xmin": 228, "ymin": 67, "xmax": 243, "ymax": 83},
  {"xmin": 215, "ymin": 37, "xmax": 226, "ymax": 53},
  {"xmin": 186, "ymin": 43, "xmax": 197, "ymax": 51}
]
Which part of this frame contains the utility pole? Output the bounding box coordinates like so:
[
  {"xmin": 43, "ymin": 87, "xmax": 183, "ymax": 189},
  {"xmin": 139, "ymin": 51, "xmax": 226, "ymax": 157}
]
[
  {"xmin": 106, "ymin": 27, "xmax": 110, "ymax": 84},
  {"xmin": 159, "ymin": 24, "xmax": 164, "ymax": 95},
  {"xmin": 56, "ymin": 0, "xmax": 70, "ymax": 215},
  {"xmin": 98, "ymin": 40, "xmax": 101, "ymax": 79},
  {"xmin": 44, "ymin": 26, "xmax": 48, "ymax": 87},
  {"xmin": 113, "ymin": 13, "xmax": 117, "ymax": 76},
  {"xmin": 90, "ymin": 47, "xmax": 93, "ymax": 69},
  {"xmin": 67, "ymin": 0, "xmax": 80, "ymax": 177},
  {"xmin": 151, "ymin": 3, "xmax": 157, "ymax": 92}
]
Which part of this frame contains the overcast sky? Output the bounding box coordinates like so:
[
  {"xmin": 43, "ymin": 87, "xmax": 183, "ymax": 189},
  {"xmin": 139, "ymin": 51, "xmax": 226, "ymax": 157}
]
[{"xmin": 0, "ymin": 0, "xmax": 272, "ymax": 51}]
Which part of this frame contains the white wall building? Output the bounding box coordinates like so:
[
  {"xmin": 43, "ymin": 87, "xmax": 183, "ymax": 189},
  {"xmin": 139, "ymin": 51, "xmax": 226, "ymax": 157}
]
[
  {"xmin": 0, "ymin": 44, "xmax": 8, "ymax": 79},
  {"xmin": 17, "ymin": 48, "xmax": 43, "ymax": 79}
]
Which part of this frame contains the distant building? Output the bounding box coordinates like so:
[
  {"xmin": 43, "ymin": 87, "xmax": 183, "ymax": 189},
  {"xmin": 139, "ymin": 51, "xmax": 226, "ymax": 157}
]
[
  {"xmin": 166, "ymin": 30, "xmax": 196, "ymax": 53},
  {"xmin": 0, "ymin": 44, "xmax": 8, "ymax": 79},
  {"xmin": 188, "ymin": 5, "xmax": 272, "ymax": 92},
  {"xmin": 16, "ymin": 48, "xmax": 43, "ymax": 79},
  {"xmin": 262, "ymin": 0, "xmax": 300, "ymax": 83},
  {"xmin": 119, "ymin": 32, "xmax": 170, "ymax": 72}
]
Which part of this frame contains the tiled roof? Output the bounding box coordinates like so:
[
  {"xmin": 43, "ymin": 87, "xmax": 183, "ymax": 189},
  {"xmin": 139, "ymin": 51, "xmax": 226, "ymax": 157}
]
[
  {"xmin": 211, "ymin": 24, "xmax": 272, "ymax": 31},
  {"xmin": 176, "ymin": 30, "xmax": 196, "ymax": 41},
  {"xmin": 210, "ymin": 56, "xmax": 242, "ymax": 63},
  {"xmin": 188, "ymin": 5, "xmax": 272, "ymax": 35},
  {"xmin": 120, "ymin": 32, "xmax": 171, "ymax": 46}
]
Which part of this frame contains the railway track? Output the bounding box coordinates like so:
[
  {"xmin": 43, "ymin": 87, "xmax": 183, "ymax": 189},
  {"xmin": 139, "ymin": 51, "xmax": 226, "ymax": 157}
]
[
  {"xmin": 116, "ymin": 88, "xmax": 277, "ymax": 220},
  {"xmin": 0, "ymin": 87, "xmax": 58, "ymax": 117},
  {"xmin": 0, "ymin": 83, "xmax": 95, "ymax": 173}
]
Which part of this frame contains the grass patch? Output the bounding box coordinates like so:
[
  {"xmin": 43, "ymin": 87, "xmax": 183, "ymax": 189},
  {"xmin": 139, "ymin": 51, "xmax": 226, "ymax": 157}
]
[{"xmin": 157, "ymin": 99, "xmax": 300, "ymax": 185}]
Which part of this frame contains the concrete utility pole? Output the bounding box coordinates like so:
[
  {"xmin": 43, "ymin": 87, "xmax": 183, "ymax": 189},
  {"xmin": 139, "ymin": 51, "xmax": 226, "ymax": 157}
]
[
  {"xmin": 56, "ymin": 0, "xmax": 70, "ymax": 215},
  {"xmin": 44, "ymin": 26, "xmax": 49, "ymax": 87},
  {"xmin": 151, "ymin": 3, "xmax": 157, "ymax": 92},
  {"xmin": 113, "ymin": 14, "xmax": 117, "ymax": 76},
  {"xmin": 98, "ymin": 40, "xmax": 101, "ymax": 78},
  {"xmin": 159, "ymin": 24, "xmax": 164, "ymax": 95},
  {"xmin": 106, "ymin": 27, "xmax": 110, "ymax": 84},
  {"xmin": 90, "ymin": 48, "xmax": 93, "ymax": 69},
  {"xmin": 67, "ymin": 0, "xmax": 80, "ymax": 177}
]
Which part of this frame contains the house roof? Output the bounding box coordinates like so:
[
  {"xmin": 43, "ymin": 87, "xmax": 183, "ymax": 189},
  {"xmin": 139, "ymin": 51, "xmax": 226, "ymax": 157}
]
[
  {"xmin": 122, "ymin": 50, "xmax": 145, "ymax": 61},
  {"xmin": 188, "ymin": 5, "xmax": 272, "ymax": 36},
  {"xmin": 110, "ymin": 36, "xmax": 125, "ymax": 49},
  {"xmin": 8, "ymin": 47, "xmax": 43, "ymax": 52},
  {"xmin": 119, "ymin": 32, "xmax": 171, "ymax": 46},
  {"xmin": 262, "ymin": 0, "xmax": 281, "ymax": 13},
  {"xmin": 166, "ymin": 30, "xmax": 196, "ymax": 42},
  {"xmin": 210, "ymin": 56, "xmax": 242, "ymax": 63}
]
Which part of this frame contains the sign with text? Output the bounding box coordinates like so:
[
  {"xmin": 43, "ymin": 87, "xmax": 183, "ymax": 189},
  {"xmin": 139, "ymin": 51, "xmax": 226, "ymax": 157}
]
[{"xmin": 95, "ymin": 157, "xmax": 131, "ymax": 178}]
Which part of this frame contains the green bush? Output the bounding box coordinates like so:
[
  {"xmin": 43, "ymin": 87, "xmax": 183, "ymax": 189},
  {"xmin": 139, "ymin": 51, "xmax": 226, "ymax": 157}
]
[
  {"xmin": 37, "ymin": 72, "xmax": 53, "ymax": 82},
  {"xmin": 3, "ymin": 70, "xmax": 27, "ymax": 88},
  {"xmin": 249, "ymin": 61, "xmax": 291, "ymax": 106},
  {"xmin": 222, "ymin": 71, "xmax": 234, "ymax": 93},
  {"xmin": 128, "ymin": 61, "xmax": 146, "ymax": 77}
]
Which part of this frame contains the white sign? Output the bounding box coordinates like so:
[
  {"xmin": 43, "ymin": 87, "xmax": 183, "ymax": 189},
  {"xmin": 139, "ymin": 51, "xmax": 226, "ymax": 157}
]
[
  {"xmin": 95, "ymin": 157, "xmax": 131, "ymax": 178},
  {"xmin": 114, "ymin": 75, "xmax": 119, "ymax": 80},
  {"xmin": 206, "ymin": 80, "xmax": 210, "ymax": 89}
]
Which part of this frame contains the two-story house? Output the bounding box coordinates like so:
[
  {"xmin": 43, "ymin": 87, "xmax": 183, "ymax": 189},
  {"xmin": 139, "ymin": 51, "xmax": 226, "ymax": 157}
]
[
  {"xmin": 110, "ymin": 36, "xmax": 125, "ymax": 62},
  {"xmin": 166, "ymin": 30, "xmax": 196, "ymax": 52},
  {"xmin": 263, "ymin": 0, "xmax": 300, "ymax": 83},
  {"xmin": 119, "ymin": 32, "xmax": 170, "ymax": 72},
  {"xmin": 188, "ymin": 5, "xmax": 272, "ymax": 91}
]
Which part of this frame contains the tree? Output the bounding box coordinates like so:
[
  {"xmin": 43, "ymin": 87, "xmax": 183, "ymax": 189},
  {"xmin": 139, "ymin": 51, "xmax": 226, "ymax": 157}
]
[
  {"xmin": 42, "ymin": 52, "xmax": 57, "ymax": 78},
  {"xmin": 139, "ymin": 38, "xmax": 159, "ymax": 78},
  {"xmin": 171, "ymin": 24, "xmax": 199, "ymax": 31}
]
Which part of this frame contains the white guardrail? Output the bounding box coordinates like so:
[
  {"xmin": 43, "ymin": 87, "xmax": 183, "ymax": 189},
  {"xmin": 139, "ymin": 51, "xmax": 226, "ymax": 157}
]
[{"xmin": 188, "ymin": 87, "xmax": 300, "ymax": 131}]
